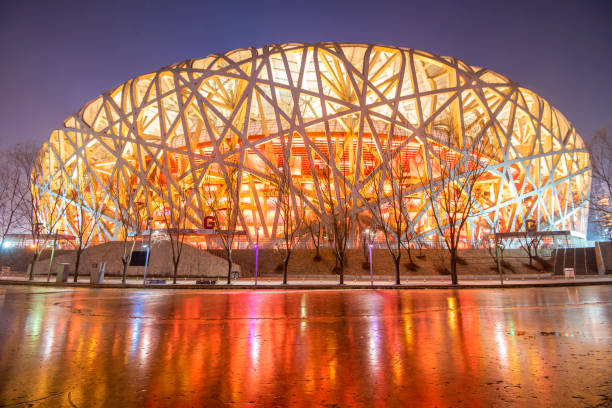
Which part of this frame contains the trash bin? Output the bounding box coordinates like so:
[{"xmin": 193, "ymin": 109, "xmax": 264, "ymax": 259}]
[
  {"xmin": 57, "ymin": 263, "xmax": 70, "ymax": 283},
  {"xmin": 564, "ymin": 267, "xmax": 575, "ymax": 279}
]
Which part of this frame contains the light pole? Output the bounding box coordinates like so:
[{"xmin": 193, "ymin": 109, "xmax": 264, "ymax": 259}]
[
  {"xmin": 369, "ymin": 243, "xmax": 374, "ymax": 286},
  {"xmin": 47, "ymin": 228, "xmax": 63, "ymax": 282},
  {"xmin": 255, "ymin": 227, "xmax": 262, "ymax": 286},
  {"xmin": 496, "ymin": 240, "xmax": 505, "ymax": 286},
  {"xmin": 143, "ymin": 217, "xmax": 153, "ymax": 284}
]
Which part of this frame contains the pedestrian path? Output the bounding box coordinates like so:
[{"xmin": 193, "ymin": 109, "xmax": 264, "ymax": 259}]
[{"xmin": 1, "ymin": 274, "xmax": 611, "ymax": 289}]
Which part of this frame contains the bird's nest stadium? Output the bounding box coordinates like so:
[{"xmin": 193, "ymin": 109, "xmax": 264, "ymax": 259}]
[{"xmin": 33, "ymin": 42, "xmax": 590, "ymax": 248}]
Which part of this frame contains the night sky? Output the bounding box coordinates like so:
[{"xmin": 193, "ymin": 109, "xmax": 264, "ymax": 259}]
[{"xmin": 0, "ymin": 0, "xmax": 610, "ymax": 149}]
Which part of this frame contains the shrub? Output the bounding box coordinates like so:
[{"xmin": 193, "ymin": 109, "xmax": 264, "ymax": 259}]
[
  {"xmin": 404, "ymin": 262, "xmax": 419, "ymax": 271},
  {"xmin": 313, "ymin": 254, "xmax": 322, "ymax": 262},
  {"xmin": 415, "ymin": 254, "xmax": 426, "ymax": 260},
  {"xmin": 274, "ymin": 263, "xmax": 283, "ymax": 273},
  {"xmin": 361, "ymin": 261, "xmax": 370, "ymax": 270},
  {"xmin": 456, "ymin": 256, "xmax": 468, "ymax": 265}
]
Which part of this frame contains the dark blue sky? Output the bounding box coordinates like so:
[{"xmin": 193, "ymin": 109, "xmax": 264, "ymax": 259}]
[{"xmin": 1, "ymin": 0, "xmax": 610, "ymax": 149}]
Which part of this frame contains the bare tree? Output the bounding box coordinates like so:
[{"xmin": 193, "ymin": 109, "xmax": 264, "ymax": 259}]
[
  {"xmin": 109, "ymin": 172, "xmax": 146, "ymax": 284},
  {"xmin": 588, "ymin": 128, "xmax": 612, "ymax": 238},
  {"xmin": 318, "ymin": 163, "xmax": 351, "ymax": 284},
  {"xmin": 519, "ymin": 233, "xmax": 544, "ymax": 267},
  {"xmin": 202, "ymin": 166, "xmax": 240, "ymax": 284},
  {"xmin": 0, "ymin": 149, "xmax": 28, "ymax": 249},
  {"xmin": 306, "ymin": 219, "xmax": 322, "ymax": 261},
  {"xmin": 367, "ymin": 151, "xmax": 414, "ymax": 285},
  {"xmin": 418, "ymin": 115, "xmax": 491, "ymax": 285},
  {"xmin": 13, "ymin": 143, "xmax": 68, "ymax": 280},
  {"xmin": 69, "ymin": 189, "xmax": 101, "ymax": 282},
  {"xmin": 271, "ymin": 165, "xmax": 305, "ymax": 284},
  {"xmin": 155, "ymin": 196, "xmax": 188, "ymax": 284}
]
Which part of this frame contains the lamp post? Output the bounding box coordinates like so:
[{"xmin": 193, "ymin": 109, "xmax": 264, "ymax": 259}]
[
  {"xmin": 47, "ymin": 228, "xmax": 63, "ymax": 282},
  {"xmin": 143, "ymin": 217, "xmax": 153, "ymax": 284},
  {"xmin": 369, "ymin": 243, "xmax": 374, "ymax": 286},
  {"xmin": 496, "ymin": 240, "xmax": 505, "ymax": 286},
  {"xmin": 255, "ymin": 227, "xmax": 262, "ymax": 286}
]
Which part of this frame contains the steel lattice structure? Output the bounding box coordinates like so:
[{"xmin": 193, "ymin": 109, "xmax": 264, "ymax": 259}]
[{"xmin": 33, "ymin": 43, "xmax": 590, "ymax": 247}]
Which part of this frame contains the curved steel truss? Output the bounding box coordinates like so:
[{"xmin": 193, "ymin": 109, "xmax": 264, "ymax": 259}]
[{"xmin": 33, "ymin": 42, "xmax": 590, "ymax": 246}]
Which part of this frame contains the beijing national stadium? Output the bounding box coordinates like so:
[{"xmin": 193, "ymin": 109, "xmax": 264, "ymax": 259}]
[{"xmin": 32, "ymin": 42, "xmax": 591, "ymax": 248}]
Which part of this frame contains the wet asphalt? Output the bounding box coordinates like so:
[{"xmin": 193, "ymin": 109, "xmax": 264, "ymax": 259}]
[{"xmin": 0, "ymin": 285, "xmax": 610, "ymax": 407}]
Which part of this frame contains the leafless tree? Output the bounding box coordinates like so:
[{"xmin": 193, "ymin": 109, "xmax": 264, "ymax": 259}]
[
  {"xmin": 271, "ymin": 165, "xmax": 305, "ymax": 284},
  {"xmin": 0, "ymin": 148, "xmax": 28, "ymax": 249},
  {"xmin": 418, "ymin": 115, "xmax": 491, "ymax": 285},
  {"xmin": 519, "ymin": 233, "xmax": 544, "ymax": 267},
  {"xmin": 12, "ymin": 143, "xmax": 68, "ymax": 280},
  {"xmin": 367, "ymin": 151, "xmax": 414, "ymax": 285},
  {"xmin": 68, "ymin": 187, "xmax": 101, "ymax": 282},
  {"xmin": 588, "ymin": 128, "xmax": 612, "ymax": 238},
  {"xmin": 306, "ymin": 219, "xmax": 322, "ymax": 261},
  {"xmin": 109, "ymin": 171, "xmax": 146, "ymax": 284},
  {"xmin": 155, "ymin": 195, "xmax": 188, "ymax": 284},
  {"xmin": 202, "ymin": 166, "xmax": 240, "ymax": 284},
  {"xmin": 318, "ymin": 163, "xmax": 351, "ymax": 284}
]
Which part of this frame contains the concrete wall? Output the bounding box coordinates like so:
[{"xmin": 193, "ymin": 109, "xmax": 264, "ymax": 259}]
[
  {"xmin": 33, "ymin": 241, "xmax": 239, "ymax": 279},
  {"xmin": 29, "ymin": 242, "xmax": 557, "ymax": 280},
  {"xmin": 225, "ymin": 247, "xmax": 552, "ymax": 277}
]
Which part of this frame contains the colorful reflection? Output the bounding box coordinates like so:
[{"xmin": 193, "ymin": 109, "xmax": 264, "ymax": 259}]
[{"xmin": 0, "ymin": 286, "xmax": 610, "ymax": 406}]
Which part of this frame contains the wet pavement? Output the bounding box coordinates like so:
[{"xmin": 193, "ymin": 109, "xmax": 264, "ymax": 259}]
[{"xmin": 0, "ymin": 285, "xmax": 610, "ymax": 407}]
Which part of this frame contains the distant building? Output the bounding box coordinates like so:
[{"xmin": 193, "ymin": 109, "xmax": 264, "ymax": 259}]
[{"xmin": 1, "ymin": 234, "xmax": 74, "ymax": 250}]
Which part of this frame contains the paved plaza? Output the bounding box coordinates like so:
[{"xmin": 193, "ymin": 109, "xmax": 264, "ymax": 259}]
[{"xmin": 0, "ymin": 284, "xmax": 611, "ymax": 406}]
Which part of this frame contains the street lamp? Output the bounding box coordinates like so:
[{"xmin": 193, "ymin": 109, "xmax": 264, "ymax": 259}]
[
  {"xmin": 496, "ymin": 240, "xmax": 505, "ymax": 286},
  {"xmin": 47, "ymin": 228, "xmax": 63, "ymax": 282},
  {"xmin": 369, "ymin": 242, "xmax": 374, "ymax": 286},
  {"xmin": 143, "ymin": 217, "xmax": 153, "ymax": 284},
  {"xmin": 255, "ymin": 227, "xmax": 262, "ymax": 286}
]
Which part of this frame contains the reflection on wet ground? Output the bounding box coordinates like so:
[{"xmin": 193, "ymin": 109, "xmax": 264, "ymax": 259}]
[{"xmin": 0, "ymin": 285, "xmax": 610, "ymax": 407}]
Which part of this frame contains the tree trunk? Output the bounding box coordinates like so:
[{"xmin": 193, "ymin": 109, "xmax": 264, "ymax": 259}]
[
  {"xmin": 450, "ymin": 250, "xmax": 458, "ymax": 285},
  {"xmin": 172, "ymin": 262, "xmax": 178, "ymax": 284},
  {"xmin": 74, "ymin": 249, "xmax": 82, "ymax": 283},
  {"xmin": 339, "ymin": 258, "xmax": 344, "ymax": 285},
  {"xmin": 122, "ymin": 261, "xmax": 128, "ymax": 284},
  {"xmin": 282, "ymin": 250, "xmax": 290, "ymax": 285},
  {"xmin": 394, "ymin": 259, "xmax": 401, "ymax": 285},
  {"xmin": 227, "ymin": 254, "xmax": 233, "ymax": 285},
  {"xmin": 28, "ymin": 251, "xmax": 41, "ymax": 281}
]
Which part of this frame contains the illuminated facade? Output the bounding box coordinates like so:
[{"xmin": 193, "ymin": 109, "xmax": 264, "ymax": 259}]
[{"xmin": 33, "ymin": 43, "xmax": 590, "ymax": 247}]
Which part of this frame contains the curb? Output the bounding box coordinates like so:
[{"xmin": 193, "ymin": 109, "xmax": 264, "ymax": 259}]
[{"xmin": 1, "ymin": 279, "xmax": 611, "ymax": 290}]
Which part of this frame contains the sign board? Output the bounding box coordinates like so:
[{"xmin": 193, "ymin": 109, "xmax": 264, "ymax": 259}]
[{"xmin": 130, "ymin": 251, "xmax": 149, "ymax": 266}]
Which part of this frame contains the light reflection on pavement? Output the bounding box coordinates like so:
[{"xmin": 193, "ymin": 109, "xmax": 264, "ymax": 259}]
[{"xmin": 0, "ymin": 285, "xmax": 610, "ymax": 407}]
